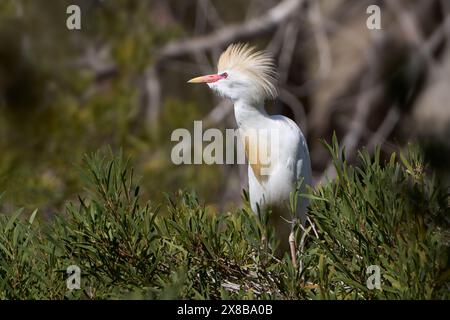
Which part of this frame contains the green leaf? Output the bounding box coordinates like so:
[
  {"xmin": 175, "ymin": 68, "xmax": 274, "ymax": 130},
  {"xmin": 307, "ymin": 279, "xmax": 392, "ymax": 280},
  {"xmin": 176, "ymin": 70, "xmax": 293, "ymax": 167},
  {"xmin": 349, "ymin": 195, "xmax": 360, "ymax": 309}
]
[{"xmin": 29, "ymin": 209, "xmax": 38, "ymax": 225}]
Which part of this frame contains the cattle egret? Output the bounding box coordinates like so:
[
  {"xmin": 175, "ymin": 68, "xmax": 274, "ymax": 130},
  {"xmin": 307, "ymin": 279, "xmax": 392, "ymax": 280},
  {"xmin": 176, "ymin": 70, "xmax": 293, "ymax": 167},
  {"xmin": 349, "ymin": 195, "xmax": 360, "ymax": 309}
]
[{"xmin": 188, "ymin": 43, "xmax": 312, "ymax": 264}]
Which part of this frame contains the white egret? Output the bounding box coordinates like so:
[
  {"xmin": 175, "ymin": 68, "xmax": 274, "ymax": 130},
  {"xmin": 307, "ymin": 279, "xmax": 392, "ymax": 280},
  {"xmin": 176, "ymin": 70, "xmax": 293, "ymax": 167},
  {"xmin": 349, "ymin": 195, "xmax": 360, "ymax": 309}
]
[{"xmin": 188, "ymin": 43, "xmax": 312, "ymax": 263}]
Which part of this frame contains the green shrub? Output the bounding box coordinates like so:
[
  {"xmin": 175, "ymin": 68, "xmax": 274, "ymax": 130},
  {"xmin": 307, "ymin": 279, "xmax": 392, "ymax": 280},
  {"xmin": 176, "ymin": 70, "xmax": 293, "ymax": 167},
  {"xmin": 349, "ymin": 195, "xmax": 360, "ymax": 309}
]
[
  {"xmin": 0, "ymin": 140, "xmax": 448, "ymax": 299},
  {"xmin": 306, "ymin": 135, "xmax": 449, "ymax": 299}
]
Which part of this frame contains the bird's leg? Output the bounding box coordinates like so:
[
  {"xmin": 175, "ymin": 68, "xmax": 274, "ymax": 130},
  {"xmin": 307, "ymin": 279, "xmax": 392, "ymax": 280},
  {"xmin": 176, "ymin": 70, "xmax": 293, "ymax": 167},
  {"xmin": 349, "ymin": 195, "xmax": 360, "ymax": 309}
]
[
  {"xmin": 259, "ymin": 207, "xmax": 269, "ymax": 255},
  {"xmin": 289, "ymin": 229, "xmax": 297, "ymax": 268},
  {"xmin": 260, "ymin": 233, "xmax": 269, "ymax": 266}
]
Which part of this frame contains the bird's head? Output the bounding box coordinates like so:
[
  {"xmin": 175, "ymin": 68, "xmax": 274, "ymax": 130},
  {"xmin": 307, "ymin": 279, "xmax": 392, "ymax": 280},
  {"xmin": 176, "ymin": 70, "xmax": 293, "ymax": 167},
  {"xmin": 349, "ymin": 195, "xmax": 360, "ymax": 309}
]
[{"xmin": 188, "ymin": 43, "xmax": 278, "ymax": 103}]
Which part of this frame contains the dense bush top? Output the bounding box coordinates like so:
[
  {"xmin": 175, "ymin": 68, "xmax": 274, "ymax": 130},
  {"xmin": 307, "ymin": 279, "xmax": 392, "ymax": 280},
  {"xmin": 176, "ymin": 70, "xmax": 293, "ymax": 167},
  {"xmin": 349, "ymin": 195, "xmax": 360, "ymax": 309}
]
[{"xmin": 0, "ymin": 139, "xmax": 448, "ymax": 299}]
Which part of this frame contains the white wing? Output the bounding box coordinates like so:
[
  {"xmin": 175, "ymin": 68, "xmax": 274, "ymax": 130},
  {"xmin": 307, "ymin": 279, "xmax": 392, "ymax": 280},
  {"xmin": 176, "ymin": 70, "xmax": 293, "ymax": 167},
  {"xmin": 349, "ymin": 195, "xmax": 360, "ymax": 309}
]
[{"xmin": 271, "ymin": 115, "xmax": 312, "ymax": 223}]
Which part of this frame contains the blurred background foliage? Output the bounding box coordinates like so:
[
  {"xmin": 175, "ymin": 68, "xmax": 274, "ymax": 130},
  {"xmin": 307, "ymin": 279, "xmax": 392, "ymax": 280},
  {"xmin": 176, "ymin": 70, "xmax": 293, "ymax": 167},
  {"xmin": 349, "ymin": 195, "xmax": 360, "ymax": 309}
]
[
  {"xmin": 0, "ymin": 0, "xmax": 449, "ymax": 220},
  {"xmin": 0, "ymin": 0, "xmax": 224, "ymax": 214}
]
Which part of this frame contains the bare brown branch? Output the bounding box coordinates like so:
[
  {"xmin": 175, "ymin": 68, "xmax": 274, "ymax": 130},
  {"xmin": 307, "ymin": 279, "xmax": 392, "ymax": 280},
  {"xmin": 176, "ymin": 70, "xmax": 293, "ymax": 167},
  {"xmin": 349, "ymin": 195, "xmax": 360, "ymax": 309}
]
[{"xmin": 157, "ymin": 0, "xmax": 305, "ymax": 60}]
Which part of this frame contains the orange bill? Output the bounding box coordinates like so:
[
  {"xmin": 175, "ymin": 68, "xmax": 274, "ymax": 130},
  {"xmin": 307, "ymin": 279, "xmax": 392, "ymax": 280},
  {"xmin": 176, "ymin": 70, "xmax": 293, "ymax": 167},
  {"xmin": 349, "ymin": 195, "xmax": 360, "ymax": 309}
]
[{"xmin": 187, "ymin": 74, "xmax": 223, "ymax": 83}]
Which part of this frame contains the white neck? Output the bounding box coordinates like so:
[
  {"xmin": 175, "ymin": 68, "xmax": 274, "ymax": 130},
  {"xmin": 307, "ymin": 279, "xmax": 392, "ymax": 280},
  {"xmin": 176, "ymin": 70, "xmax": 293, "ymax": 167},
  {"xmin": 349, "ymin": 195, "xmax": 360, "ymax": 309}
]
[{"xmin": 233, "ymin": 99, "xmax": 270, "ymax": 129}]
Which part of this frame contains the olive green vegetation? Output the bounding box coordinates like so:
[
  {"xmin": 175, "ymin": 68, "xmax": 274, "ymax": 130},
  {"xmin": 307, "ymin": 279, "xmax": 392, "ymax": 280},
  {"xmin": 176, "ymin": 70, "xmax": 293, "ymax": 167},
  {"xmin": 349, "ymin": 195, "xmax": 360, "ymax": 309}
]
[
  {"xmin": 0, "ymin": 0, "xmax": 222, "ymax": 213},
  {"xmin": 1, "ymin": 137, "xmax": 448, "ymax": 299}
]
